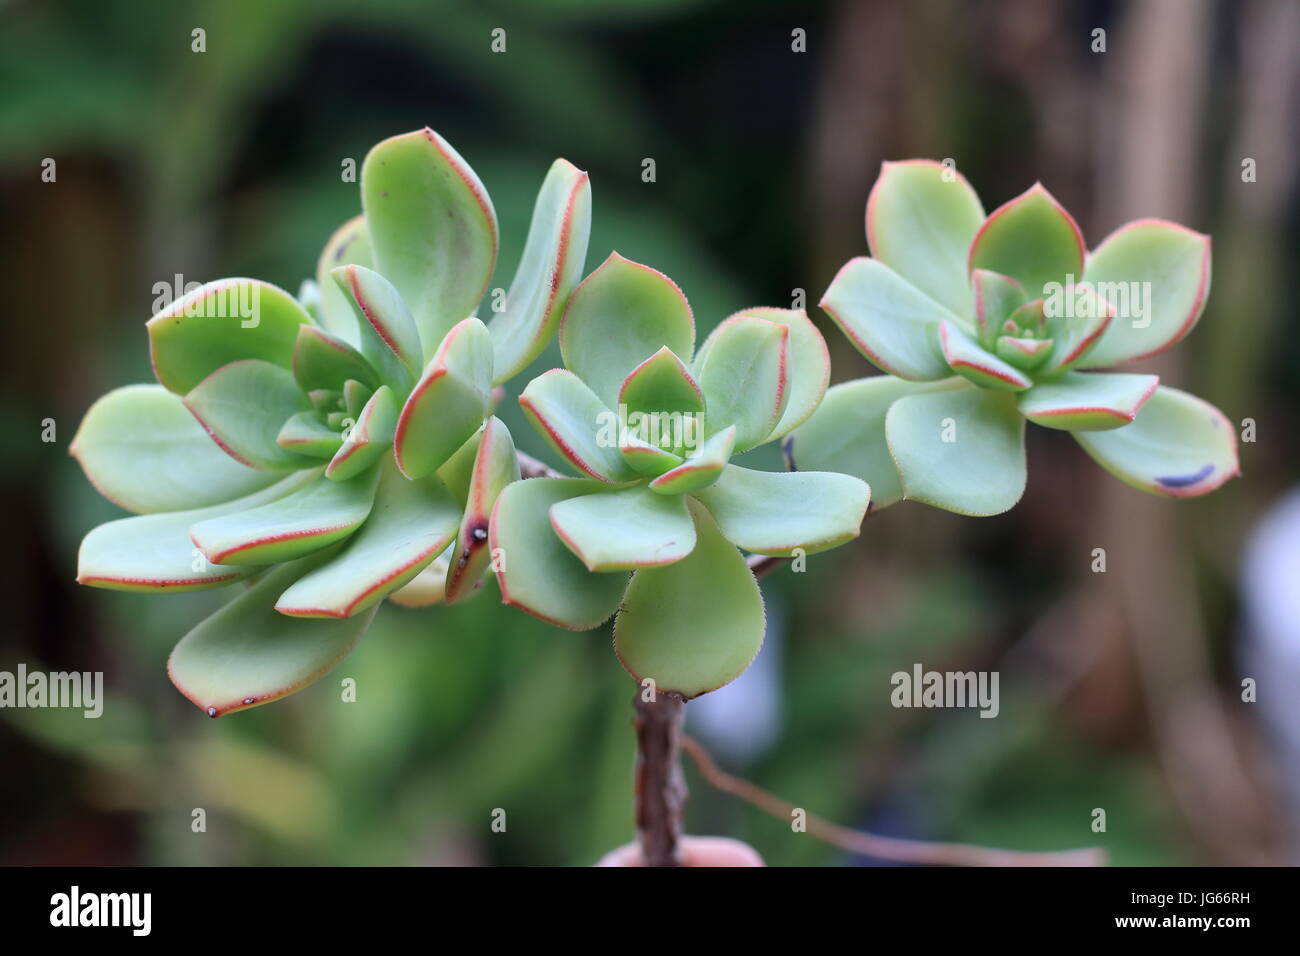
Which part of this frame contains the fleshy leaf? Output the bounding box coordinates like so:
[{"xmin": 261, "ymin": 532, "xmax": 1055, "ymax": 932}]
[
  {"xmin": 1073, "ymin": 386, "xmax": 1239, "ymax": 497},
  {"xmin": 361, "ymin": 128, "xmax": 498, "ymax": 354},
  {"xmin": 819, "ymin": 257, "xmax": 957, "ymax": 381},
  {"xmin": 71, "ymin": 384, "xmax": 282, "ymax": 513},
  {"xmin": 276, "ymin": 459, "xmax": 462, "ymax": 618},
  {"xmin": 326, "ymin": 385, "xmax": 399, "ymax": 481},
  {"xmin": 939, "ymin": 320, "xmax": 1032, "ymax": 391},
  {"xmin": 168, "ymin": 551, "xmax": 378, "ymax": 717},
  {"xmin": 148, "ymin": 279, "xmax": 313, "ymax": 394},
  {"xmin": 614, "ymin": 498, "xmax": 763, "ymax": 699},
  {"xmin": 190, "ymin": 469, "xmax": 379, "ymax": 565},
  {"xmin": 995, "ymin": 335, "xmax": 1052, "ymax": 370},
  {"xmin": 694, "ymin": 465, "xmax": 868, "ymax": 556},
  {"xmin": 488, "ymin": 159, "xmax": 592, "ymax": 383},
  {"xmin": 647, "ymin": 425, "xmax": 735, "ymax": 495},
  {"xmin": 293, "ymin": 324, "xmax": 379, "ymax": 393},
  {"xmin": 445, "ymin": 417, "xmax": 520, "ymax": 603},
  {"xmin": 276, "ymin": 411, "xmax": 344, "ymax": 459},
  {"xmin": 619, "ymin": 432, "xmax": 683, "ymax": 477},
  {"xmin": 694, "ymin": 316, "xmax": 789, "ymax": 451},
  {"xmin": 330, "ymin": 264, "xmax": 423, "ymax": 393},
  {"xmin": 387, "ymin": 544, "xmax": 453, "ymax": 608},
  {"xmin": 1040, "ymin": 285, "xmax": 1114, "ymax": 374},
  {"xmin": 968, "ymin": 183, "xmax": 1085, "ymax": 299},
  {"xmin": 784, "ymin": 376, "xmax": 964, "ymax": 511},
  {"xmin": 1078, "ymin": 219, "xmax": 1212, "ymax": 368},
  {"xmin": 393, "ymin": 317, "xmax": 493, "ymax": 479},
  {"xmin": 518, "ymin": 369, "xmax": 637, "ymax": 482},
  {"xmin": 700, "ymin": 307, "xmax": 830, "ymax": 441},
  {"xmin": 77, "ymin": 472, "xmax": 314, "ymax": 592},
  {"xmin": 342, "ymin": 379, "xmax": 373, "ymax": 420},
  {"xmin": 866, "ymin": 160, "xmax": 986, "ymax": 317},
  {"xmin": 972, "ymin": 269, "xmax": 1028, "ymax": 346},
  {"xmin": 183, "ymin": 359, "xmax": 314, "ymax": 470},
  {"xmin": 315, "ymin": 215, "xmax": 372, "ymax": 344},
  {"xmin": 885, "ymin": 385, "xmax": 1027, "ymax": 516},
  {"xmin": 490, "ymin": 477, "xmax": 629, "ymax": 629},
  {"xmin": 559, "ymin": 252, "xmax": 695, "ymax": 408},
  {"xmin": 550, "ymin": 484, "xmax": 696, "ymax": 571},
  {"xmin": 1018, "ymin": 371, "xmax": 1158, "ymax": 432},
  {"xmin": 618, "ymin": 347, "xmax": 704, "ymax": 419}
]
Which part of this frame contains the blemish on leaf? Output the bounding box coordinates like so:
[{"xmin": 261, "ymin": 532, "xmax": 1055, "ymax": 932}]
[
  {"xmin": 1157, "ymin": 464, "xmax": 1214, "ymax": 489},
  {"xmin": 206, "ymin": 706, "xmax": 218, "ymax": 718}
]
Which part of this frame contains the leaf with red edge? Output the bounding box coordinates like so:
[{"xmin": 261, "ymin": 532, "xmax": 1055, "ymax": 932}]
[
  {"xmin": 330, "ymin": 264, "xmax": 423, "ymax": 393},
  {"xmin": 445, "ymin": 416, "xmax": 520, "ymax": 604},
  {"xmin": 488, "ymin": 159, "xmax": 592, "ymax": 384},
  {"xmin": 490, "ymin": 477, "xmax": 629, "ymax": 630},
  {"xmin": 694, "ymin": 316, "xmax": 789, "ymax": 451},
  {"xmin": 938, "ymin": 320, "xmax": 1032, "ymax": 391},
  {"xmin": 276, "ymin": 411, "xmax": 343, "ymax": 459},
  {"xmin": 361, "ymin": 128, "xmax": 498, "ymax": 355},
  {"xmin": 1073, "ymin": 386, "xmax": 1239, "ymax": 497},
  {"xmin": 315, "ymin": 215, "xmax": 372, "ymax": 345},
  {"xmin": 694, "ymin": 465, "xmax": 870, "ymax": 556},
  {"xmin": 972, "ymin": 269, "xmax": 1028, "ymax": 346},
  {"xmin": 618, "ymin": 346, "xmax": 704, "ymax": 419},
  {"xmin": 293, "ymin": 324, "xmax": 379, "ymax": 393},
  {"xmin": 697, "ymin": 307, "xmax": 830, "ymax": 441},
  {"xmin": 968, "ymin": 183, "xmax": 1085, "ymax": 300},
  {"xmin": 148, "ymin": 279, "xmax": 313, "ymax": 395},
  {"xmin": 77, "ymin": 472, "xmax": 314, "ymax": 593},
  {"xmin": 275, "ymin": 459, "xmax": 462, "ymax": 618},
  {"xmin": 71, "ymin": 384, "xmax": 282, "ymax": 513},
  {"xmin": 1078, "ymin": 219, "xmax": 1212, "ymax": 368},
  {"xmin": 1018, "ymin": 372, "xmax": 1158, "ymax": 432},
  {"xmin": 614, "ymin": 498, "xmax": 764, "ymax": 699},
  {"xmin": 183, "ymin": 359, "xmax": 315, "ymax": 470},
  {"xmin": 820, "ymin": 256, "xmax": 957, "ymax": 381},
  {"xmin": 550, "ymin": 484, "xmax": 696, "ymax": 572},
  {"xmin": 559, "ymin": 252, "xmax": 695, "ymax": 408},
  {"xmin": 1040, "ymin": 285, "xmax": 1114, "ymax": 374},
  {"xmin": 393, "ymin": 317, "xmax": 493, "ymax": 479},
  {"xmin": 190, "ymin": 468, "xmax": 379, "ymax": 566},
  {"xmin": 518, "ymin": 369, "xmax": 637, "ymax": 482},
  {"xmin": 326, "ymin": 385, "xmax": 399, "ymax": 481},
  {"xmin": 647, "ymin": 425, "xmax": 735, "ymax": 495},
  {"xmin": 866, "ymin": 159, "xmax": 986, "ymax": 317},
  {"xmin": 168, "ymin": 550, "xmax": 378, "ymax": 718}
]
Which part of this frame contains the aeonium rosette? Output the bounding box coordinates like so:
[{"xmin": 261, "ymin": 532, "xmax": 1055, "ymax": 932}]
[
  {"xmin": 788, "ymin": 160, "xmax": 1238, "ymax": 516},
  {"xmin": 71, "ymin": 127, "xmax": 591, "ymax": 716},
  {"xmin": 490, "ymin": 253, "xmax": 870, "ymax": 699}
]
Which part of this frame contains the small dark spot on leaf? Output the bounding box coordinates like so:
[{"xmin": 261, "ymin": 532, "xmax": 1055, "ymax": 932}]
[
  {"xmin": 781, "ymin": 436, "xmax": 797, "ymax": 471},
  {"xmin": 242, "ymin": 697, "xmax": 255, "ymax": 705},
  {"xmin": 1157, "ymin": 464, "xmax": 1214, "ymax": 488},
  {"xmin": 207, "ymin": 707, "xmax": 218, "ymax": 718}
]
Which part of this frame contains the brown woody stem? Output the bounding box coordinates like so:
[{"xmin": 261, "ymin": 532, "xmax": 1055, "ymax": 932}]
[{"xmin": 632, "ymin": 690, "xmax": 688, "ymax": 866}]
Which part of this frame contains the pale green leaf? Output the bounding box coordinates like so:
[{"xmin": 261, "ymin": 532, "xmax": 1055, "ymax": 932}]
[
  {"xmin": 550, "ymin": 484, "xmax": 696, "ymax": 571},
  {"xmin": 1074, "ymin": 386, "xmax": 1239, "ymax": 497},
  {"xmin": 694, "ymin": 316, "xmax": 789, "ymax": 451},
  {"xmin": 886, "ymin": 385, "xmax": 1027, "ymax": 516},
  {"xmin": 182, "ymin": 359, "xmax": 314, "ymax": 470},
  {"xmin": 968, "ymin": 183, "xmax": 1085, "ymax": 299},
  {"xmin": 490, "ymin": 477, "xmax": 629, "ymax": 630},
  {"xmin": 866, "ymin": 159, "xmax": 985, "ymax": 316},
  {"xmin": 489, "ymin": 159, "xmax": 592, "ymax": 383},
  {"xmin": 518, "ymin": 369, "xmax": 637, "ymax": 482},
  {"xmin": 614, "ymin": 498, "xmax": 764, "ymax": 698},
  {"xmin": 71, "ymin": 384, "xmax": 281, "ymax": 513},
  {"xmin": 1018, "ymin": 372, "xmax": 1158, "ymax": 431},
  {"xmin": 361, "ymin": 128, "xmax": 498, "ymax": 354}
]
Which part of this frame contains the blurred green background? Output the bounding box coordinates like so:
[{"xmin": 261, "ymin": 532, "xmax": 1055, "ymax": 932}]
[{"xmin": 2, "ymin": 0, "xmax": 1297, "ymax": 866}]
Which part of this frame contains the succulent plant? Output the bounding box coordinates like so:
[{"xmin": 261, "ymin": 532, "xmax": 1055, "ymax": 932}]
[
  {"xmin": 787, "ymin": 160, "xmax": 1239, "ymax": 516},
  {"xmin": 491, "ymin": 253, "xmax": 870, "ymax": 698},
  {"xmin": 72, "ymin": 128, "xmax": 592, "ymax": 716}
]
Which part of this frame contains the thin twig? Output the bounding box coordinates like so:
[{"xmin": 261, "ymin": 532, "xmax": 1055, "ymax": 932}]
[
  {"xmin": 633, "ymin": 692, "xmax": 688, "ymax": 866},
  {"xmin": 680, "ymin": 736, "xmax": 1106, "ymax": 867},
  {"xmin": 515, "ymin": 450, "xmax": 564, "ymax": 480}
]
